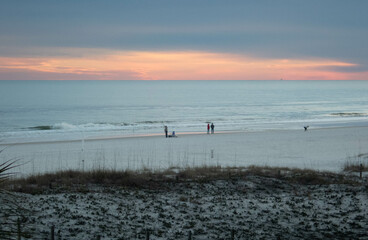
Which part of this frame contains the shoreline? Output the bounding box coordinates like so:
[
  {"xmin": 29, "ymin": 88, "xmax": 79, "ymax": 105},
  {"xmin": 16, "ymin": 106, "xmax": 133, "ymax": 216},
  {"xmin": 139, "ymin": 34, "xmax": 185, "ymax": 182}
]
[
  {"xmin": 2, "ymin": 125, "xmax": 368, "ymax": 176},
  {"xmin": 1, "ymin": 130, "xmax": 241, "ymax": 146},
  {"xmin": 2, "ymin": 125, "xmax": 368, "ymax": 146}
]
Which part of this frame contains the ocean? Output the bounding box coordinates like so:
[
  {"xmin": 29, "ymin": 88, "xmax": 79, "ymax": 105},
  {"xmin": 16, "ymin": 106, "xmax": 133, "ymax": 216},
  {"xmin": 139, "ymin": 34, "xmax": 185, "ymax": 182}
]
[{"xmin": 1, "ymin": 80, "xmax": 368, "ymax": 144}]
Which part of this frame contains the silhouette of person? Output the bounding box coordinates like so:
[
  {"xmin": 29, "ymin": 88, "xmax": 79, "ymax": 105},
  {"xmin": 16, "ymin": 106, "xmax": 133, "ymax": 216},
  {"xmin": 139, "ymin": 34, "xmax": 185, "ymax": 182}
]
[
  {"xmin": 164, "ymin": 126, "xmax": 168, "ymax": 138},
  {"xmin": 211, "ymin": 123, "xmax": 214, "ymax": 134},
  {"xmin": 207, "ymin": 123, "xmax": 210, "ymax": 134}
]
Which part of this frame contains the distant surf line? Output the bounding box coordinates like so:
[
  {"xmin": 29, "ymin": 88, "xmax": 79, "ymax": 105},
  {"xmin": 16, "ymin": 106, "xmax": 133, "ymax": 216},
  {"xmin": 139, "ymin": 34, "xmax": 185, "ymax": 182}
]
[{"xmin": 0, "ymin": 130, "xmax": 242, "ymax": 146}]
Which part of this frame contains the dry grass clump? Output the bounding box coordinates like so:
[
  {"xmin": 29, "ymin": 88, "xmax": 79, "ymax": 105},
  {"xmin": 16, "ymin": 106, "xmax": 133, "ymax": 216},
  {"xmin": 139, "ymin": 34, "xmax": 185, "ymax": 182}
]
[
  {"xmin": 9, "ymin": 165, "xmax": 362, "ymax": 194},
  {"xmin": 343, "ymin": 153, "xmax": 368, "ymax": 172},
  {"xmin": 1, "ymin": 157, "xmax": 32, "ymax": 239},
  {"xmin": 245, "ymin": 165, "xmax": 353, "ymax": 185},
  {"xmin": 11, "ymin": 169, "xmax": 160, "ymax": 194},
  {"xmin": 177, "ymin": 165, "xmax": 233, "ymax": 180},
  {"xmin": 343, "ymin": 161, "xmax": 368, "ymax": 172}
]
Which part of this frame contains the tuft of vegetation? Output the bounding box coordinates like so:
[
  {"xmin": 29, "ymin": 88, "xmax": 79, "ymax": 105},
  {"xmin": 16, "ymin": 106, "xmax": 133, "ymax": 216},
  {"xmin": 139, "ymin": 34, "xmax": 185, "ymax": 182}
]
[
  {"xmin": 8, "ymin": 165, "xmax": 364, "ymax": 195},
  {"xmin": 343, "ymin": 154, "xmax": 368, "ymax": 172},
  {"xmin": 245, "ymin": 165, "xmax": 347, "ymax": 185},
  {"xmin": 0, "ymin": 154, "xmax": 30, "ymax": 239}
]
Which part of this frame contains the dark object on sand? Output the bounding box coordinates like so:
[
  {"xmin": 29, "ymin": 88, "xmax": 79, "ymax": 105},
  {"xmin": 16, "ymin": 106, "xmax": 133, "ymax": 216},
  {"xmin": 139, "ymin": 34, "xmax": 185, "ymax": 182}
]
[
  {"xmin": 164, "ymin": 126, "xmax": 168, "ymax": 138},
  {"xmin": 169, "ymin": 131, "xmax": 177, "ymax": 138},
  {"xmin": 304, "ymin": 126, "xmax": 309, "ymax": 131}
]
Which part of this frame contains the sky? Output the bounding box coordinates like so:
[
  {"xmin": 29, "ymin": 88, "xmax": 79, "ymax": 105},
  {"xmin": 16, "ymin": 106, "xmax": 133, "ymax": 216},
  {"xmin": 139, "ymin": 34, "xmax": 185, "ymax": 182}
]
[{"xmin": 0, "ymin": 0, "xmax": 367, "ymax": 80}]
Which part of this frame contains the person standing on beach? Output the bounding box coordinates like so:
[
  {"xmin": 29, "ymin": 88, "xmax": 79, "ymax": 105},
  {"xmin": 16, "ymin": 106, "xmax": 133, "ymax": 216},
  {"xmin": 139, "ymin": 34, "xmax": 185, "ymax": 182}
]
[
  {"xmin": 211, "ymin": 123, "xmax": 214, "ymax": 134},
  {"xmin": 164, "ymin": 126, "xmax": 168, "ymax": 138},
  {"xmin": 207, "ymin": 123, "xmax": 210, "ymax": 134}
]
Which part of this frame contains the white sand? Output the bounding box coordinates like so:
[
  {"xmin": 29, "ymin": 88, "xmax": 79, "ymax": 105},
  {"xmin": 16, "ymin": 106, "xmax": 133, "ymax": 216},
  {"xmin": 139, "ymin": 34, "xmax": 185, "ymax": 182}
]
[{"xmin": 2, "ymin": 126, "xmax": 368, "ymax": 176}]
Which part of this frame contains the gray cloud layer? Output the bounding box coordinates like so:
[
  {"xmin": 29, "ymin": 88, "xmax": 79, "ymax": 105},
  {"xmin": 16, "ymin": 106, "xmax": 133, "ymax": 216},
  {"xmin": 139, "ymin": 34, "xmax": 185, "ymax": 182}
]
[{"xmin": 1, "ymin": 0, "xmax": 367, "ymax": 70}]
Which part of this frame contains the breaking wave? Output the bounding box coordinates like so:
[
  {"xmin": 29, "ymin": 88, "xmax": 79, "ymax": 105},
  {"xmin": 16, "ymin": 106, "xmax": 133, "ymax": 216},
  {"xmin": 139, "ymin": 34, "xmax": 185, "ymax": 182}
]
[
  {"xmin": 27, "ymin": 122, "xmax": 135, "ymax": 131},
  {"xmin": 330, "ymin": 112, "xmax": 367, "ymax": 117}
]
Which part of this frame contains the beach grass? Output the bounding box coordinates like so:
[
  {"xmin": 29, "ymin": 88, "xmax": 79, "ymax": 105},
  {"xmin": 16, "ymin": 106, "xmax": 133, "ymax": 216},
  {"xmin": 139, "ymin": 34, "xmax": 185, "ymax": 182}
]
[
  {"xmin": 8, "ymin": 165, "xmax": 363, "ymax": 194},
  {"xmin": 1, "ymin": 153, "xmax": 31, "ymax": 239},
  {"xmin": 343, "ymin": 162, "xmax": 368, "ymax": 172},
  {"xmin": 343, "ymin": 153, "xmax": 368, "ymax": 172}
]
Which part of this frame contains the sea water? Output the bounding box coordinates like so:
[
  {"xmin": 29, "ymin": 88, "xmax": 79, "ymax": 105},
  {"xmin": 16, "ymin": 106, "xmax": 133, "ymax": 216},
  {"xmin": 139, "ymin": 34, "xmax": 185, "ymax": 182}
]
[{"xmin": 0, "ymin": 80, "xmax": 368, "ymax": 144}]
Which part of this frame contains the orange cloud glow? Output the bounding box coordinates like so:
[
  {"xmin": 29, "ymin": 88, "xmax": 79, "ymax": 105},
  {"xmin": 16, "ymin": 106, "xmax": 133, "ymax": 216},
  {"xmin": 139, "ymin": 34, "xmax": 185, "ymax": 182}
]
[{"xmin": 0, "ymin": 49, "xmax": 366, "ymax": 80}]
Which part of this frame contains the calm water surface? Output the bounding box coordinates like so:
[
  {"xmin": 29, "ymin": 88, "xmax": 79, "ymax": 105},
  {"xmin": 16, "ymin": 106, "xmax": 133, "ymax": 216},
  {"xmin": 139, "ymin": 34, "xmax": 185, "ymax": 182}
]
[{"xmin": 0, "ymin": 80, "xmax": 367, "ymax": 143}]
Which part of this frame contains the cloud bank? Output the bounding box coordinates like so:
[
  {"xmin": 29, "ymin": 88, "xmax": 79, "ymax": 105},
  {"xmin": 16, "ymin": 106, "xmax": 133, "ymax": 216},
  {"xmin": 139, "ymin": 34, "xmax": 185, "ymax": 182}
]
[
  {"xmin": 0, "ymin": 0, "xmax": 367, "ymax": 80},
  {"xmin": 1, "ymin": 50, "xmax": 365, "ymax": 80}
]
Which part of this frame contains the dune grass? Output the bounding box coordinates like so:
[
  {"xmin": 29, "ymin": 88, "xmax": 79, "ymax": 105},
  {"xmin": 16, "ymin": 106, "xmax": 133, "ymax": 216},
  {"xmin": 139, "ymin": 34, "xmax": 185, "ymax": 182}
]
[
  {"xmin": 343, "ymin": 153, "xmax": 368, "ymax": 172},
  {"xmin": 0, "ymin": 153, "xmax": 30, "ymax": 239},
  {"xmin": 343, "ymin": 161, "xmax": 368, "ymax": 172},
  {"xmin": 8, "ymin": 165, "xmax": 363, "ymax": 195}
]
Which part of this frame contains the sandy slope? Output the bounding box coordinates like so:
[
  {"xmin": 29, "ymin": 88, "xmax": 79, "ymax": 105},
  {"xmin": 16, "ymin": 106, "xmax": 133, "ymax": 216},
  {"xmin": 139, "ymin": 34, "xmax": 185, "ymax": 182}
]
[{"xmin": 18, "ymin": 175, "xmax": 368, "ymax": 239}]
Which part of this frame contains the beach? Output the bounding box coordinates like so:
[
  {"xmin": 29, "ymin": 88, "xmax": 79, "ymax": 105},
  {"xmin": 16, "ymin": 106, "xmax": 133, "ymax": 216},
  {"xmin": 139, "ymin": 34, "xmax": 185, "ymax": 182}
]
[
  {"xmin": 2, "ymin": 82, "xmax": 368, "ymax": 239},
  {"xmin": 1, "ymin": 80, "xmax": 368, "ymax": 177},
  {"xmin": 3, "ymin": 126, "xmax": 368, "ymax": 177},
  {"xmin": 2, "ymin": 1, "xmax": 368, "ymax": 237}
]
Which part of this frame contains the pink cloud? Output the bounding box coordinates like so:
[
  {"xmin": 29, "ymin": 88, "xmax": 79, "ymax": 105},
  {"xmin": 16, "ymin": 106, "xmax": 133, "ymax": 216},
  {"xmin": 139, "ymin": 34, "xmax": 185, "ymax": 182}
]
[{"xmin": 0, "ymin": 50, "xmax": 366, "ymax": 80}]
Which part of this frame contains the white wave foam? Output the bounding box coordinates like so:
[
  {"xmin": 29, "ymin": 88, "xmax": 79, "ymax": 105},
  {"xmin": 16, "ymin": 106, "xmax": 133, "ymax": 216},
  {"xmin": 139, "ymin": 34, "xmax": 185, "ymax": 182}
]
[{"xmin": 53, "ymin": 122, "xmax": 78, "ymax": 130}]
